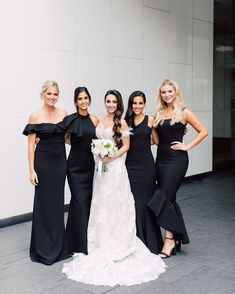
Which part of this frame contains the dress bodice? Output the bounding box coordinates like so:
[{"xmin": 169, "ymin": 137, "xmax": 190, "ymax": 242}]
[
  {"xmin": 128, "ymin": 116, "xmax": 151, "ymax": 153},
  {"xmin": 63, "ymin": 113, "xmax": 96, "ymax": 150},
  {"xmin": 96, "ymin": 125, "xmax": 131, "ymax": 143},
  {"xmin": 23, "ymin": 122, "xmax": 65, "ymax": 144},
  {"xmin": 96, "ymin": 126, "xmax": 114, "ymax": 141},
  {"xmin": 156, "ymin": 119, "xmax": 186, "ymax": 146},
  {"xmin": 156, "ymin": 119, "xmax": 187, "ymax": 158}
]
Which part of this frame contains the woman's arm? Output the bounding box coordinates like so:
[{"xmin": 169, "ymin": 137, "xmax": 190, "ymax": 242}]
[
  {"xmin": 28, "ymin": 133, "xmax": 38, "ymax": 186},
  {"xmin": 148, "ymin": 116, "xmax": 159, "ymax": 145},
  {"xmin": 171, "ymin": 109, "xmax": 208, "ymax": 151},
  {"xmin": 64, "ymin": 131, "xmax": 71, "ymax": 145},
  {"xmin": 151, "ymin": 127, "xmax": 159, "ymax": 145},
  {"xmin": 90, "ymin": 114, "xmax": 99, "ymax": 127}
]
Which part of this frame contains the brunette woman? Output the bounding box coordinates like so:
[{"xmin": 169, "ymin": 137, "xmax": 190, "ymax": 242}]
[
  {"xmin": 63, "ymin": 87, "xmax": 98, "ymax": 255},
  {"xmin": 125, "ymin": 91, "xmax": 163, "ymax": 254}
]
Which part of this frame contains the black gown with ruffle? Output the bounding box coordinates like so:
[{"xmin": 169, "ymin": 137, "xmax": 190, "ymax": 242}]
[
  {"xmin": 148, "ymin": 119, "xmax": 190, "ymax": 244},
  {"xmin": 23, "ymin": 123, "xmax": 69, "ymax": 265},
  {"xmin": 63, "ymin": 113, "xmax": 96, "ymax": 255},
  {"xmin": 125, "ymin": 116, "xmax": 163, "ymax": 254}
]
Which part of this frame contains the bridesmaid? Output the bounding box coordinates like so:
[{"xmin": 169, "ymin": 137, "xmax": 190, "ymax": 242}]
[
  {"xmin": 63, "ymin": 87, "xmax": 99, "ymax": 255},
  {"xmin": 23, "ymin": 80, "xmax": 69, "ymax": 265},
  {"xmin": 125, "ymin": 91, "xmax": 163, "ymax": 254},
  {"xmin": 149, "ymin": 79, "xmax": 208, "ymax": 258}
]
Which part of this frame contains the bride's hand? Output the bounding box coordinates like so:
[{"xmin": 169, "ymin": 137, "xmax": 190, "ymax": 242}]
[{"xmin": 100, "ymin": 156, "xmax": 115, "ymax": 163}]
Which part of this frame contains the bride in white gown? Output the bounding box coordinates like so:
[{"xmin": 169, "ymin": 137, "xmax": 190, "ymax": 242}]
[{"xmin": 62, "ymin": 90, "xmax": 166, "ymax": 286}]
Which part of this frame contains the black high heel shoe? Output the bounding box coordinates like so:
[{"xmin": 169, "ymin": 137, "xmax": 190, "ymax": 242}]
[
  {"xmin": 159, "ymin": 237, "xmax": 177, "ymax": 259},
  {"xmin": 175, "ymin": 240, "xmax": 181, "ymax": 253}
]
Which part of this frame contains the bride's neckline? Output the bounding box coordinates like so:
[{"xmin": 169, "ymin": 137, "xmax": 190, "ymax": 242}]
[
  {"xmin": 97, "ymin": 116, "xmax": 114, "ymax": 129},
  {"xmin": 97, "ymin": 123, "xmax": 113, "ymax": 129}
]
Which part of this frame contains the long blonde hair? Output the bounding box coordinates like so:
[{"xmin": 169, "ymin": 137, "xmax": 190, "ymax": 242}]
[{"xmin": 154, "ymin": 79, "xmax": 186, "ymax": 126}]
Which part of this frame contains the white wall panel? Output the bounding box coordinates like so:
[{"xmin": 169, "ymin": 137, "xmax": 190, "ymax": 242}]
[
  {"xmin": 170, "ymin": 0, "xmax": 193, "ymax": 64},
  {"xmin": 111, "ymin": 57, "xmax": 143, "ymax": 110},
  {"xmin": 144, "ymin": 0, "xmax": 169, "ymax": 11},
  {"xmin": 112, "ymin": 0, "xmax": 143, "ymax": 59},
  {"xmin": 0, "ymin": 0, "xmax": 33, "ymax": 118},
  {"xmin": 32, "ymin": 48, "xmax": 76, "ymax": 115},
  {"xmin": 32, "ymin": 0, "xmax": 76, "ymax": 51},
  {"xmin": 143, "ymin": 7, "xmax": 170, "ymax": 111},
  {"xmin": 190, "ymin": 111, "xmax": 213, "ymax": 175},
  {"xmin": 0, "ymin": 117, "xmax": 33, "ymax": 218},
  {"xmin": 193, "ymin": 0, "xmax": 214, "ymax": 22},
  {"xmin": 193, "ymin": 20, "xmax": 213, "ymax": 112},
  {"xmin": 75, "ymin": 0, "xmax": 112, "ymax": 115},
  {"xmin": 169, "ymin": 63, "xmax": 193, "ymax": 109}
]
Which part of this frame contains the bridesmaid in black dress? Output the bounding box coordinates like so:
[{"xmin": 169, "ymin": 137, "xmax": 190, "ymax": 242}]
[
  {"xmin": 63, "ymin": 87, "xmax": 98, "ymax": 255},
  {"xmin": 148, "ymin": 79, "xmax": 208, "ymax": 258},
  {"xmin": 23, "ymin": 80, "xmax": 69, "ymax": 265},
  {"xmin": 125, "ymin": 91, "xmax": 163, "ymax": 254}
]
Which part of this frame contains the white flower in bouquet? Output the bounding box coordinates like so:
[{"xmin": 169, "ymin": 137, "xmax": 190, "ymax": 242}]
[{"xmin": 91, "ymin": 138, "xmax": 117, "ymax": 172}]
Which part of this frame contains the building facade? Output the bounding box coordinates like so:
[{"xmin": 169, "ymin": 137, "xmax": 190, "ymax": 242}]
[{"xmin": 0, "ymin": 0, "xmax": 213, "ymax": 223}]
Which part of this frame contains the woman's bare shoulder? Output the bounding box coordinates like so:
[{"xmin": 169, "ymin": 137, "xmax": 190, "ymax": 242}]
[
  {"xmin": 121, "ymin": 118, "xmax": 128, "ymax": 129},
  {"xmin": 90, "ymin": 114, "xmax": 99, "ymax": 126},
  {"xmin": 28, "ymin": 109, "xmax": 43, "ymax": 124}
]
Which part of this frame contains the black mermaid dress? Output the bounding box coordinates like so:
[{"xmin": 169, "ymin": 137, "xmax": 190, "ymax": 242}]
[
  {"xmin": 125, "ymin": 116, "xmax": 163, "ymax": 254},
  {"xmin": 63, "ymin": 113, "xmax": 96, "ymax": 255},
  {"xmin": 23, "ymin": 123, "xmax": 69, "ymax": 265},
  {"xmin": 148, "ymin": 119, "xmax": 190, "ymax": 244}
]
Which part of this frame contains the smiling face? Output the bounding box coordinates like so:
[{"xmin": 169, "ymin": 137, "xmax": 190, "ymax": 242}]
[
  {"xmin": 104, "ymin": 94, "xmax": 118, "ymax": 114},
  {"xmin": 42, "ymin": 85, "xmax": 59, "ymax": 106},
  {"xmin": 160, "ymin": 84, "xmax": 176, "ymax": 105},
  {"xmin": 75, "ymin": 91, "xmax": 90, "ymax": 111},
  {"xmin": 132, "ymin": 95, "xmax": 145, "ymax": 115}
]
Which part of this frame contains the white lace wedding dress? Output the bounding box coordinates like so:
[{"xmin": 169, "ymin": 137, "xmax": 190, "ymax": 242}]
[{"xmin": 62, "ymin": 126, "xmax": 166, "ymax": 286}]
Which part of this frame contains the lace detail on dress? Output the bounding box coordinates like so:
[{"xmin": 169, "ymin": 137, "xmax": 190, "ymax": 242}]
[{"xmin": 96, "ymin": 125, "xmax": 132, "ymax": 139}]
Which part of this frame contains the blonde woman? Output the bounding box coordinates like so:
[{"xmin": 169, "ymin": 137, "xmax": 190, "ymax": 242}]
[
  {"xmin": 149, "ymin": 79, "xmax": 208, "ymax": 258},
  {"xmin": 23, "ymin": 81, "xmax": 69, "ymax": 265}
]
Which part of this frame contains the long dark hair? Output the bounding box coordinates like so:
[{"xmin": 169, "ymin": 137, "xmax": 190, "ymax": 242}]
[
  {"xmin": 124, "ymin": 91, "xmax": 146, "ymax": 126},
  {"xmin": 104, "ymin": 90, "xmax": 124, "ymax": 148},
  {"xmin": 74, "ymin": 86, "xmax": 91, "ymax": 112}
]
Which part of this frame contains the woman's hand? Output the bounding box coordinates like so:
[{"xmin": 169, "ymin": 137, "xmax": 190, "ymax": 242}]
[
  {"xmin": 29, "ymin": 170, "xmax": 39, "ymax": 186},
  {"xmin": 35, "ymin": 137, "xmax": 40, "ymax": 144},
  {"xmin": 171, "ymin": 141, "xmax": 188, "ymax": 151},
  {"xmin": 100, "ymin": 155, "xmax": 115, "ymax": 164}
]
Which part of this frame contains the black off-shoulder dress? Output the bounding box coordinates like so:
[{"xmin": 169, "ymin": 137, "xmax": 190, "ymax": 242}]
[{"xmin": 23, "ymin": 122, "xmax": 69, "ymax": 265}]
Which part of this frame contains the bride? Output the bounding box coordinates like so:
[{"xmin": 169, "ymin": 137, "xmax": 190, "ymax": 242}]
[{"xmin": 62, "ymin": 90, "xmax": 166, "ymax": 286}]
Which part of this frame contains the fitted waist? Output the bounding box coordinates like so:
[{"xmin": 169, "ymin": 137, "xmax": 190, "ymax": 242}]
[{"xmin": 37, "ymin": 140, "xmax": 65, "ymax": 145}]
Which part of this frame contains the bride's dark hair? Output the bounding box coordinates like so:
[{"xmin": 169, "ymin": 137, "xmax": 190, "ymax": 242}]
[{"xmin": 104, "ymin": 90, "xmax": 124, "ymax": 148}]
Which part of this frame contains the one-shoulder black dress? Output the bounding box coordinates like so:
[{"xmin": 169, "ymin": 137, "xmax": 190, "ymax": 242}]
[
  {"xmin": 125, "ymin": 116, "xmax": 163, "ymax": 254},
  {"xmin": 23, "ymin": 123, "xmax": 69, "ymax": 265},
  {"xmin": 63, "ymin": 113, "xmax": 96, "ymax": 254},
  {"xmin": 148, "ymin": 119, "xmax": 190, "ymax": 244}
]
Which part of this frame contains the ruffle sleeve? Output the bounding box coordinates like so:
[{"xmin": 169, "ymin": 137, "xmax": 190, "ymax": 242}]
[
  {"xmin": 62, "ymin": 112, "xmax": 86, "ymax": 138},
  {"xmin": 22, "ymin": 123, "xmax": 65, "ymax": 136},
  {"xmin": 121, "ymin": 127, "xmax": 133, "ymax": 138}
]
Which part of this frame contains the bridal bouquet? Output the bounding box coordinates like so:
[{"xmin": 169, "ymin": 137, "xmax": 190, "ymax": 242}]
[{"xmin": 91, "ymin": 138, "xmax": 117, "ymax": 172}]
